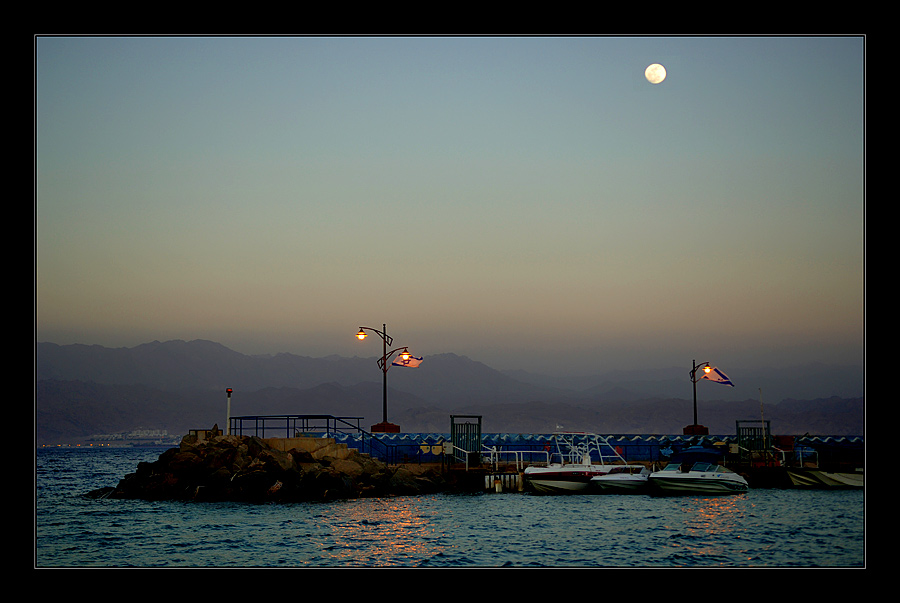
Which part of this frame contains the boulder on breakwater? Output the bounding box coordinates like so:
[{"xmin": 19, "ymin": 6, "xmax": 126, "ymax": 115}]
[{"xmin": 86, "ymin": 432, "xmax": 461, "ymax": 502}]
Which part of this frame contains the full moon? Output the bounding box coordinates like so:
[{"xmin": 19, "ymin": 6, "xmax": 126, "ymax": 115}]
[{"xmin": 645, "ymin": 63, "xmax": 667, "ymax": 84}]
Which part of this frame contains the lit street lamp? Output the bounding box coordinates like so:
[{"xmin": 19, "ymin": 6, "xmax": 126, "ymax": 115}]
[
  {"xmin": 686, "ymin": 360, "xmax": 711, "ymax": 435},
  {"xmin": 356, "ymin": 324, "xmax": 417, "ymax": 433},
  {"xmin": 686, "ymin": 359, "xmax": 734, "ymax": 435}
]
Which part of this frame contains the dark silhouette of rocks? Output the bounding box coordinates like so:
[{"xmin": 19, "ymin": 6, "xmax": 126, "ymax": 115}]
[{"xmin": 85, "ymin": 431, "xmax": 468, "ymax": 503}]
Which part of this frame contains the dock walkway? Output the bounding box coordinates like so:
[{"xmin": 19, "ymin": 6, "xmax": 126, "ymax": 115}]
[{"xmin": 226, "ymin": 415, "xmax": 862, "ymax": 491}]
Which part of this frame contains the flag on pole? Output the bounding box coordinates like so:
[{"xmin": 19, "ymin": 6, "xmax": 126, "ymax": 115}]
[
  {"xmin": 701, "ymin": 366, "xmax": 734, "ymax": 386},
  {"xmin": 392, "ymin": 355, "xmax": 423, "ymax": 368}
]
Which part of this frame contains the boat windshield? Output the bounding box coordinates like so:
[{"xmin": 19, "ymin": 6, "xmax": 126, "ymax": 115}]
[
  {"xmin": 688, "ymin": 462, "xmax": 733, "ymax": 473},
  {"xmin": 608, "ymin": 466, "xmax": 643, "ymax": 475},
  {"xmin": 661, "ymin": 463, "xmax": 681, "ymax": 472}
]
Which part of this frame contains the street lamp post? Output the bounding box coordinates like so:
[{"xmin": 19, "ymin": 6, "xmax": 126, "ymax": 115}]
[
  {"xmin": 686, "ymin": 360, "xmax": 712, "ymax": 436},
  {"xmin": 356, "ymin": 324, "xmax": 412, "ymax": 433}
]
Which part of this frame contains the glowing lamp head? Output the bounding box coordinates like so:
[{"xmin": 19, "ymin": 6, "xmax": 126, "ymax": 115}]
[
  {"xmin": 703, "ymin": 365, "xmax": 712, "ymax": 374},
  {"xmin": 356, "ymin": 329, "xmax": 367, "ymax": 340},
  {"xmin": 401, "ymin": 350, "xmax": 411, "ymax": 361}
]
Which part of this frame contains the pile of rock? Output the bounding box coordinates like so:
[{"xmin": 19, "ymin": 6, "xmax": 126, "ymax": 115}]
[{"xmin": 86, "ymin": 432, "xmax": 469, "ymax": 502}]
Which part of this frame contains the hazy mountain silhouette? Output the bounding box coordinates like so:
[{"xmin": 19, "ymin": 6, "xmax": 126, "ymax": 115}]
[{"xmin": 35, "ymin": 339, "xmax": 864, "ymax": 445}]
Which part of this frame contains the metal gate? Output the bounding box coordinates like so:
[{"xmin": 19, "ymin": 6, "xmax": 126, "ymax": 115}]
[
  {"xmin": 736, "ymin": 419, "xmax": 772, "ymax": 460},
  {"xmin": 450, "ymin": 415, "xmax": 482, "ymax": 464}
]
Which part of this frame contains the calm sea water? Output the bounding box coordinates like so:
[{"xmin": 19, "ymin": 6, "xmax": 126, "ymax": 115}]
[{"xmin": 35, "ymin": 447, "xmax": 865, "ymax": 568}]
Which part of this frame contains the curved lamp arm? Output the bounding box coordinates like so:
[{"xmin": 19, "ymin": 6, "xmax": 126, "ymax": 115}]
[
  {"xmin": 377, "ymin": 346, "xmax": 411, "ymax": 370},
  {"xmin": 690, "ymin": 360, "xmax": 712, "ymax": 383},
  {"xmin": 357, "ymin": 326, "xmax": 392, "ymax": 346}
]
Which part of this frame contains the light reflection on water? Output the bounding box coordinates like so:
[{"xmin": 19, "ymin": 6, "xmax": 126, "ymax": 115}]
[
  {"xmin": 661, "ymin": 495, "xmax": 755, "ymax": 565},
  {"xmin": 310, "ymin": 498, "xmax": 448, "ymax": 566}
]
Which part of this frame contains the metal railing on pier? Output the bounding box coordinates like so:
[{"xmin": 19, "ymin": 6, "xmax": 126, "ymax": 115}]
[
  {"xmin": 229, "ymin": 414, "xmax": 366, "ymax": 439},
  {"xmin": 482, "ymin": 446, "xmax": 549, "ymax": 472},
  {"xmin": 227, "ymin": 414, "xmax": 430, "ymax": 465}
]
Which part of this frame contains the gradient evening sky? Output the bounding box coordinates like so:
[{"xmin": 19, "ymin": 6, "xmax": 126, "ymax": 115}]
[{"xmin": 35, "ymin": 36, "xmax": 865, "ymax": 375}]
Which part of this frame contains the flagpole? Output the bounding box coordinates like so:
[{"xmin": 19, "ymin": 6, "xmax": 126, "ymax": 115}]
[{"xmin": 759, "ymin": 387, "xmax": 769, "ymax": 456}]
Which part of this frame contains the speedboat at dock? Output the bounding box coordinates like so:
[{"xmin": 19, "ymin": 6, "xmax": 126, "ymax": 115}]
[
  {"xmin": 648, "ymin": 461, "xmax": 749, "ymax": 495},
  {"xmin": 524, "ymin": 462, "xmax": 606, "ymax": 494},
  {"xmin": 590, "ymin": 465, "xmax": 650, "ymax": 494},
  {"xmin": 523, "ymin": 433, "xmax": 628, "ymax": 494}
]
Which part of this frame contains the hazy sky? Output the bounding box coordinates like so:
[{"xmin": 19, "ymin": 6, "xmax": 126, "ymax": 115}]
[{"xmin": 36, "ymin": 36, "xmax": 865, "ymax": 375}]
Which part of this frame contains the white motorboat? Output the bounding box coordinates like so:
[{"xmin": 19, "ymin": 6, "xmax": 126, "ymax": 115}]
[
  {"xmin": 591, "ymin": 465, "xmax": 650, "ymax": 494},
  {"xmin": 523, "ymin": 433, "xmax": 628, "ymax": 494},
  {"xmin": 648, "ymin": 461, "xmax": 749, "ymax": 495},
  {"xmin": 524, "ymin": 462, "xmax": 606, "ymax": 494}
]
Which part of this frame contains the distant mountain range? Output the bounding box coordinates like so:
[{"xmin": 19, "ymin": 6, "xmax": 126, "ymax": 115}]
[{"xmin": 35, "ymin": 339, "xmax": 864, "ymax": 445}]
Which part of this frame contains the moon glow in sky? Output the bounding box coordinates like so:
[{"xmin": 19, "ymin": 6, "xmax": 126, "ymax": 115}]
[{"xmin": 645, "ymin": 63, "xmax": 667, "ymax": 84}]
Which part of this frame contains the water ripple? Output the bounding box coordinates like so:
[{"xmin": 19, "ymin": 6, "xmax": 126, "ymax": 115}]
[{"xmin": 36, "ymin": 449, "xmax": 865, "ymax": 567}]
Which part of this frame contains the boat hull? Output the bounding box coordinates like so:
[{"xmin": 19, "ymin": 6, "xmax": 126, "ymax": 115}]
[
  {"xmin": 591, "ymin": 466, "xmax": 651, "ymax": 494},
  {"xmin": 787, "ymin": 469, "xmax": 863, "ymax": 489},
  {"xmin": 648, "ymin": 460, "xmax": 749, "ymax": 496},
  {"xmin": 592, "ymin": 476, "xmax": 649, "ymax": 494},
  {"xmin": 524, "ymin": 466, "xmax": 605, "ymax": 494},
  {"xmin": 648, "ymin": 475, "xmax": 749, "ymax": 495}
]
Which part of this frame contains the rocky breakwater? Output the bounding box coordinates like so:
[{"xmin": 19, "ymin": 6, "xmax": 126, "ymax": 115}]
[{"xmin": 87, "ymin": 433, "xmax": 465, "ymax": 502}]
